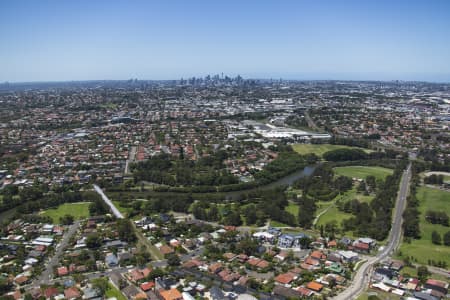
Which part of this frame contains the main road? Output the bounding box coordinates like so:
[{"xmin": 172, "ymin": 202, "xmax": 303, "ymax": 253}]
[{"xmin": 333, "ymin": 163, "xmax": 412, "ymax": 300}]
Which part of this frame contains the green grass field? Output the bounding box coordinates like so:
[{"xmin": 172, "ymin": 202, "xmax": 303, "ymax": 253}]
[
  {"xmin": 270, "ymin": 220, "xmax": 290, "ymax": 227},
  {"xmin": 315, "ymin": 186, "xmax": 373, "ymax": 226},
  {"xmin": 356, "ymin": 289, "xmax": 401, "ymax": 300},
  {"xmin": 399, "ymin": 187, "xmax": 450, "ymax": 266},
  {"xmin": 105, "ymin": 283, "xmax": 126, "ymax": 300},
  {"xmin": 333, "ymin": 166, "xmax": 393, "ymax": 181},
  {"xmin": 315, "ymin": 205, "xmax": 353, "ymax": 228},
  {"xmin": 292, "ymin": 144, "xmax": 371, "ymax": 157},
  {"xmin": 41, "ymin": 202, "xmax": 90, "ymax": 223},
  {"xmin": 112, "ymin": 201, "xmax": 134, "ymax": 216},
  {"xmin": 285, "ymin": 202, "xmax": 299, "ymax": 216}
]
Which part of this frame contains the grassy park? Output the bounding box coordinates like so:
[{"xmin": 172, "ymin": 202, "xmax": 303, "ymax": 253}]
[
  {"xmin": 292, "ymin": 143, "xmax": 371, "ymax": 157},
  {"xmin": 285, "ymin": 202, "xmax": 299, "ymax": 216},
  {"xmin": 333, "ymin": 166, "xmax": 393, "ymax": 181},
  {"xmin": 399, "ymin": 187, "xmax": 450, "ymax": 266},
  {"xmin": 314, "ymin": 166, "xmax": 393, "ymax": 234},
  {"xmin": 41, "ymin": 202, "xmax": 90, "ymax": 223}
]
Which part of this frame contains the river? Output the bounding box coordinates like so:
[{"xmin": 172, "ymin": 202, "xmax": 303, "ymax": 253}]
[{"xmin": 224, "ymin": 164, "xmax": 317, "ymax": 200}]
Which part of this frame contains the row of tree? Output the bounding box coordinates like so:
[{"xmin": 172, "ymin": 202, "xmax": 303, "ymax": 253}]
[
  {"xmin": 425, "ymin": 210, "xmax": 449, "ymax": 226},
  {"xmin": 423, "ymin": 174, "xmax": 445, "ymax": 185},
  {"xmin": 431, "ymin": 230, "xmax": 450, "ymax": 246}
]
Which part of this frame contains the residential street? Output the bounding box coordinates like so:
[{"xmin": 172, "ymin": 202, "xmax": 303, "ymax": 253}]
[{"xmin": 33, "ymin": 220, "xmax": 81, "ymax": 287}]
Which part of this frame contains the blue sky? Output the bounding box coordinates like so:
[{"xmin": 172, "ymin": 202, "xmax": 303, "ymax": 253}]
[{"xmin": 1, "ymin": 0, "xmax": 450, "ymax": 82}]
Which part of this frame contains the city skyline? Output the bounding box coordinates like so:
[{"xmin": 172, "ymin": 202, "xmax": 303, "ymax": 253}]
[{"xmin": 1, "ymin": 0, "xmax": 450, "ymax": 82}]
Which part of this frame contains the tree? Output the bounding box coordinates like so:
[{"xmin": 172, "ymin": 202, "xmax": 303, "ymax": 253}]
[
  {"xmin": 117, "ymin": 219, "xmax": 137, "ymax": 242},
  {"xmin": 236, "ymin": 237, "xmax": 259, "ymax": 256},
  {"xmin": 243, "ymin": 204, "xmax": 257, "ymax": 225},
  {"xmin": 431, "ymin": 230, "xmax": 441, "ymax": 245},
  {"xmin": 223, "ymin": 211, "xmax": 242, "ymax": 226},
  {"xmin": 59, "ymin": 214, "xmax": 74, "ymax": 225},
  {"xmin": 0, "ymin": 276, "xmax": 12, "ymax": 294},
  {"xmin": 444, "ymin": 231, "xmax": 450, "ymax": 246},
  {"xmin": 166, "ymin": 253, "xmax": 180, "ymax": 266},
  {"xmin": 86, "ymin": 233, "xmax": 102, "ymax": 249},
  {"xmin": 146, "ymin": 268, "xmax": 165, "ymax": 280},
  {"xmin": 298, "ymin": 196, "xmax": 315, "ymax": 228},
  {"xmin": 91, "ymin": 278, "xmax": 108, "ymax": 296},
  {"xmin": 417, "ymin": 265, "xmax": 430, "ymax": 283},
  {"xmin": 89, "ymin": 198, "xmax": 109, "ymax": 215}
]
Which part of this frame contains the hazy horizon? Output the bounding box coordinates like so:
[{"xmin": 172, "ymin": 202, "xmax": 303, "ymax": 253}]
[{"xmin": 1, "ymin": 0, "xmax": 450, "ymax": 83}]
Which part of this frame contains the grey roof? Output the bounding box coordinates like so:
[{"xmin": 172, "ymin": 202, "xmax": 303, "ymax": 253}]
[
  {"xmin": 413, "ymin": 292, "xmax": 439, "ymax": 300},
  {"xmin": 121, "ymin": 285, "xmax": 140, "ymax": 298},
  {"xmin": 210, "ymin": 286, "xmax": 227, "ymax": 300}
]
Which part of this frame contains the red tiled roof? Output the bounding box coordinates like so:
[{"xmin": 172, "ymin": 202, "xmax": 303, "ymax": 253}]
[
  {"xmin": 306, "ymin": 281, "xmax": 323, "ymax": 292},
  {"xmin": 310, "ymin": 250, "xmax": 326, "ymax": 260},
  {"xmin": 64, "ymin": 287, "xmax": 80, "ymax": 299},
  {"xmin": 256, "ymin": 259, "xmax": 269, "ymax": 268},
  {"xmin": 296, "ymin": 286, "xmax": 314, "ymax": 297},
  {"xmin": 159, "ymin": 288, "xmax": 182, "ymax": 300},
  {"xmin": 159, "ymin": 245, "xmax": 174, "ymax": 255},
  {"xmin": 44, "ymin": 287, "xmax": 59, "ymax": 299},
  {"xmin": 209, "ymin": 262, "xmax": 223, "ymax": 273},
  {"xmin": 354, "ymin": 242, "xmax": 369, "ymax": 250},
  {"xmin": 57, "ymin": 266, "xmax": 69, "ymax": 276},
  {"xmin": 275, "ymin": 273, "xmax": 295, "ymax": 285},
  {"xmin": 327, "ymin": 240, "xmax": 337, "ymax": 247},
  {"xmin": 14, "ymin": 276, "xmax": 28, "ymax": 285},
  {"xmin": 140, "ymin": 281, "xmax": 155, "ymax": 291},
  {"xmin": 305, "ymin": 257, "xmax": 320, "ymax": 266}
]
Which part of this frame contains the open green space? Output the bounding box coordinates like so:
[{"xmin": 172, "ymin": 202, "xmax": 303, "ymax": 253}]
[
  {"xmin": 399, "ymin": 187, "xmax": 450, "ymax": 266},
  {"xmin": 333, "ymin": 166, "xmax": 393, "ymax": 181},
  {"xmin": 100, "ymin": 103, "xmax": 118, "ymax": 110},
  {"xmin": 315, "ymin": 205, "xmax": 353, "ymax": 228},
  {"xmin": 356, "ymin": 289, "xmax": 401, "ymax": 300},
  {"xmin": 105, "ymin": 283, "xmax": 126, "ymax": 300},
  {"xmin": 41, "ymin": 202, "xmax": 90, "ymax": 223},
  {"xmin": 292, "ymin": 143, "xmax": 371, "ymax": 157},
  {"xmin": 270, "ymin": 220, "xmax": 290, "ymax": 227},
  {"xmin": 400, "ymin": 266, "xmax": 449, "ymax": 282},
  {"xmin": 315, "ymin": 186, "xmax": 374, "ymax": 226},
  {"xmin": 285, "ymin": 202, "xmax": 299, "ymax": 216},
  {"xmin": 112, "ymin": 200, "xmax": 135, "ymax": 216}
]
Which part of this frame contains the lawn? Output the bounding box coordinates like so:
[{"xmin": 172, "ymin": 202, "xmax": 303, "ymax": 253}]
[
  {"xmin": 315, "ymin": 187, "xmax": 374, "ymax": 226},
  {"xmin": 356, "ymin": 289, "xmax": 401, "ymax": 300},
  {"xmin": 270, "ymin": 220, "xmax": 290, "ymax": 227},
  {"xmin": 285, "ymin": 202, "xmax": 299, "ymax": 216},
  {"xmin": 292, "ymin": 144, "xmax": 371, "ymax": 157},
  {"xmin": 105, "ymin": 283, "xmax": 126, "ymax": 300},
  {"xmin": 112, "ymin": 200, "xmax": 134, "ymax": 216},
  {"xmin": 399, "ymin": 187, "xmax": 450, "ymax": 266},
  {"xmin": 333, "ymin": 166, "xmax": 393, "ymax": 181},
  {"xmin": 41, "ymin": 202, "xmax": 90, "ymax": 223},
  {"xmin": 400, "ymin": 266, "xmax": 449, "ymax": 282},
  {"xmin": 315, "ymin": 205, "xmax": 353, "ymax": 228}
]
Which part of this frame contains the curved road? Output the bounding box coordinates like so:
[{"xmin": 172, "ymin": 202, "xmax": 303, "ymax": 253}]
[{"xmin": 333, "ymin": 163, "xmax": 412, "ymax": 300}]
